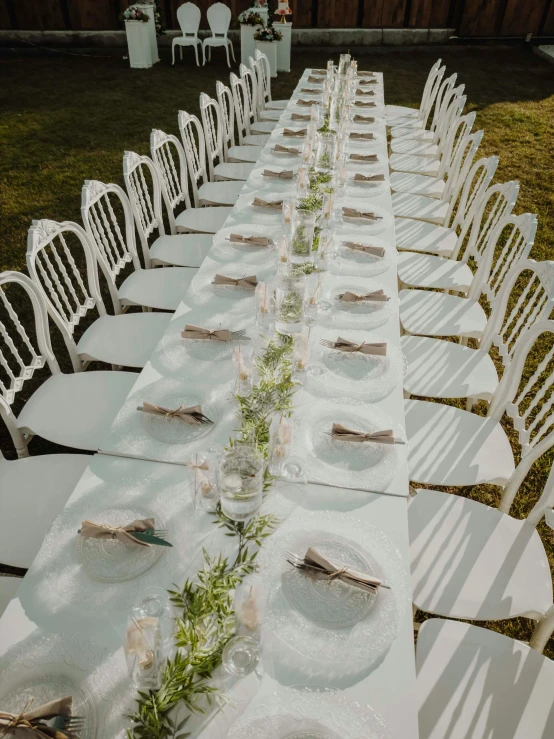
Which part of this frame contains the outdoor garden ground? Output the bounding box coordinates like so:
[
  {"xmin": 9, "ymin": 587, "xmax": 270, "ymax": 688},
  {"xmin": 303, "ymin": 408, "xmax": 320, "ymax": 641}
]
[{"xmin": 0, "ymin": 44, "xmax": 553, "ymax": 654}]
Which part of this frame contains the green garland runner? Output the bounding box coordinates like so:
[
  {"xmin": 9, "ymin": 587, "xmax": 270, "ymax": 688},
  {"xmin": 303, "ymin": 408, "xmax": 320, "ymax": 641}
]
[{"xmin": 127, "ymin": 335, "xmax": 295, "ymax": 738}]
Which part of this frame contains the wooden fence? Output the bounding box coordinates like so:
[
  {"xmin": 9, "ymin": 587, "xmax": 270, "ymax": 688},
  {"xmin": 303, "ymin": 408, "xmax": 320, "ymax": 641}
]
[{"xmin": 1, "ymin": 0, "xmax": 554, "ymax": 37}]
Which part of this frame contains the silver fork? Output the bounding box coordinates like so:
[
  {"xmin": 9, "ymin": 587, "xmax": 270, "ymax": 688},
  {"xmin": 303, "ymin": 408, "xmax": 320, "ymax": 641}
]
[
  {"xmin": 319, "ymin": 339, "xmax": 339, "ymax": 349},
  {"xmin": 36, "ymin": 715, "xmax": 86, "ymax": 733},
  {"xmin": 230, "ymin": 329, "xmax": 250, "ymax": 340},
  {"xmin": 285, "ymin": 551, "xmax": 390, "ymax": 589}
]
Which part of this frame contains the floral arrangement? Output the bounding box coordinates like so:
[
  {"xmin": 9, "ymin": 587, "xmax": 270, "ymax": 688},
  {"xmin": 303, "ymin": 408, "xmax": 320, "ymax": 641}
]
[
  {"xmin": 120, "ymin": 5, "xmax": 150, "ymax": 22},
  {"xmin": 254, "ymin": 21, "xmax": 283, "ymax": 42},
  {"xmin": 238, "ymin": 9, "xmax": 264, "ymax": 26}
]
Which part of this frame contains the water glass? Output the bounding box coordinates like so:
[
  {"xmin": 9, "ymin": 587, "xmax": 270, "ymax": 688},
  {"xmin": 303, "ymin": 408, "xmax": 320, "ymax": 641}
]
[
  {"xmin": 275, "ymin": 270, "xmax": 306, "ymax": 335},
  {"xmin": 219, "ymin": 445, "xmax": 264, "ymax": 522},
  {"xmin": 222, "ymin": 636, "xmax": 260, "ymax": 677},
  {"xmin": 315, "ymin": 131, "xmax": 337, "ymax": 171},
  {"xmin": 289, "ymin": 209, "xmax": 316, "ymax": 263}
]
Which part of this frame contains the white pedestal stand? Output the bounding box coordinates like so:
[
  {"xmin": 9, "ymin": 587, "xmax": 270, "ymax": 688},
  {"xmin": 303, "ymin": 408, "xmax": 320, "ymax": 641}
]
[
  {"xmin": 140, "ymin": 3, "xmax": 159, "ymax": 63},
  {"xmin": 255, "ymin": 40, "xmax": 277, "ymax": 77},
  {"xmin": 256, "ymin": 7, "xmax": 269, "ymax": 25},
  {"xmin": 241, "ymin": 25, "xmax": 258, "ymax": 66},
  {"xmin": 125, "ymin": 20, "xmax": 153, "ymax": 69},
  {"xmin": 276, "ymin": 22, "xmax": 292, "ymax": 72}
]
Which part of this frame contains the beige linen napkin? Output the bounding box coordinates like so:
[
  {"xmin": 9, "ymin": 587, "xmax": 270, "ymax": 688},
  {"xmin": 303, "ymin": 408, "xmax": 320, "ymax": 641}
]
[
  {"xmin": 263, "ymin": 169, "xmax": 294, "ymax": 179},
  {"xmin": 298, "ymin": 547, "xmax": 384, "ymax": 593},
  {"xmin": 296, "ymin": 99, "xmax": 318, "ymax": 106},
  {"xmin": 0, "ymin": 697, "xmax": 77, "ymax": 738},
  {"xmin": 79, "ymin": 518, "xmax": 155, "ymax": 547},
  {"xmin": 342, "ymin": 240, "xmax": 386, "ymax": 257},
  {"xmin": 213, "ymin": 274, "xmax": 258, "ymax": 289},
  {"xmin": 274, "ymin": 143, "xmax": 301, "ymax": 153},
  {"xmin": 300, "ymin": 87, "xmax": 320, "ymax": 93},
  {"xmin": 181, "ymin": 324, "xmax": 232, "ymax": 341},
  {"xmin": 252, "ymin": 197, "xmax": 284, "ymax": 209},
  {"xmin": 325, "ymin": 337, "xmax": 387, "ymax": 354},
  {"xmin": 138, "ymin": 402, "xmax": 209, "ymax": 424},
  {"xmin": 352, "ymin": 172, "xmax": 385, "ymax": 182},
  {"xmin": 307, "ymin": 75, "xmax": 324, "ymax": 83},
  {"xmin": 331, "ymin": 423, "xmax": 402, "ymax": 444},
  {"xmin": 228, "ymin": 233, "xmax": 272, "ymax": 246},
  {"xmin": 283, "ymin": 128, "xmax": 307, "ymax": 136},
  {"xmin": 349, "ymin": 153, "xmax": 378, "ymax": 163},
  {"xmin": 338, "ymin": 290, "xmax": 388, "ymax": 303},
  {"xmin": 353, "ymin": 100, "xmax": 376, "ymax": 108},
  {"xmin": 350, "ymin": 131, "xmax": 375, "ymax": 140},
  {"xmin": 359, "ymin": 79, "xmax": 377, "ymax": 86},
  {"xmin": 342, "ymin": 207, "xmax": 382, "ymax": 221},
  {"xmin": 357, "ymin": 89, "xmax": 376, "ymax": 96},
  {"xmin": 353, "ymin": 114, "xmax": 375, "ymax": 123}
]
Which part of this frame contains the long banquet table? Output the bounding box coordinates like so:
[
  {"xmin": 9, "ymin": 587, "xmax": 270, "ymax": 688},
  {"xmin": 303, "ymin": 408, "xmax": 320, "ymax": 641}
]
[{"xmin": 0, "ymin": 66, "xmax": 419, "ymax": 738}]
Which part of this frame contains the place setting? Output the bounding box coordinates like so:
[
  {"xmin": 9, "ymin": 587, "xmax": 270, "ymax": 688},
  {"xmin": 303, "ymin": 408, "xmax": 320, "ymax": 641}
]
[
  {"xmin": 315, "ymin": 275, "xmax": 397, "ymax": 330},
  {"xmin": 212, "ymin": 223, "xmax": 282, "ymax": 263},
  {"xmin": 328, "ymin": 233, "xmax": 396, "ymax": 276},
  {"xmin": 231, "ymin": 189, "xmax": 288, "ymax": 225},
  {"xmin": 248, "ymin": 163, "xmax": 300, "ymax": 190}
]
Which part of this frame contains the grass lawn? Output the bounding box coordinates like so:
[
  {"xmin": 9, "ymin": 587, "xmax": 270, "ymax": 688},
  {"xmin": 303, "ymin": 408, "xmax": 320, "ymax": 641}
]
[{"xmin": 1, "ymin": 44, "xmax": 554, "ymax": 655}]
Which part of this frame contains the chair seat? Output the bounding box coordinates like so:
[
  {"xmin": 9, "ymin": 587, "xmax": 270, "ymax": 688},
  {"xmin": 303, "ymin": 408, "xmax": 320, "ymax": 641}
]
[
  {"xmin": 119, "ymin": 267, "xmax": 195, "ymax": 310},
  {"xmin": 77, "ymin": 312, "xmax": 171, "ymax": 368},
  {"xmin": 0, "ymin": 577, "xmax": 21, "ymax": 618},
  {"xmin": 18, "ymin": 370, "xmax": 137, "ymax": 452},
  {"xmin": 228, "ymin": 145, "xmax": 264, "ymax": 163},
  {"xmin": 405, "ymin": 399, "xmax": 515, "ymax": 487},
  {"xmin": 390, "ymin": 172, "xmax": 445, "ymax": 199},
  {"xmin": 409, "ymin": 488, "xmax": 552, "ymax": 620},
  {"xmin": 416, "ymin": 619, "xmax": 554, "ymax": 739},
  {"xmin": 390, "ymin": 138, "xmax": 439, "ymax": 157},
  {"xmin": 395, "ymin": 218, "xmax": 457, "ymax": 257},
  {"xmin": 400, "ymin": 289, "xmax": 487, "ymax": 339},
  {"xmin": 397, "ymin": 251, "xmax": 473, "ymax": 291},
  {"xmin": 267, "ymin": 100, "xmax": 288, "ymax": 110},
  {"xmin": 214, "ymin": 161, "xmax": 255, "ymax": 181},
  {"xmin": 198, "ymin": 180, "xmax": 243, "ymax": 206},
  {"xmin": 385, "ymin": 104, "xmax": 419, "ymax": 120},
  {"xmin": 391, "ymin": 126, "xmax": 434, "ymax": 141},
  {"xmin": 150, "ymin": 233, "xmax": 212, "ymax": 268},
  {"xmin": 176, "ymin": 205, "xmax": 232, "ymax": 234},
  {"xmin": 390, "ymin": 152, "xmax": 440, "ymax": 176},
  {"xmin": 401, "ymin": 335, "xmax": 498, "ymax": 400},
  {"xmin": 392, "ymin": 192, "xmax": 449, "ymax": 225},
  {"xmin": 243, "ymin": 133, "xmax": 270, "ymax": 146},
  {"xmin": 0, "ymin": 453, "xmax": 90, "ymax": 567},
  {"xmin": 250, "ymin": 120, "xmax": 276, "ymax": 134},
  {"xmin": 260, "ymin": 109, "xmax": 282, "ymax": 121},
  {"xmin": 389, "ymin": 117, "xmax": 425, "ymax": 131}
]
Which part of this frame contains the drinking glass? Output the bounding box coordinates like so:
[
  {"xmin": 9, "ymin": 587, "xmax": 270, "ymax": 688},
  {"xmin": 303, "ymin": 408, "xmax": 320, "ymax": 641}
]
[
  {"xmin": 275, "ymin": 270, "xmax": 306, "ymax": 335},
  {"xmin": 289, "ymin": 209, "xmax": 316, "ymax": 263},
  {"xmin": 233, "ymin": 343, "xmax": 255, "ymax": 396},
  {"xmin": 315, "ymin": 131, "xmax": 337, "ymax": 172},
  {"xmin": 222, "ymin": 636, "xmax": 260, "ymax": 677},
  {"xmin": 219, "ymin": 445, "xmax": 264, "ymax": 521}
]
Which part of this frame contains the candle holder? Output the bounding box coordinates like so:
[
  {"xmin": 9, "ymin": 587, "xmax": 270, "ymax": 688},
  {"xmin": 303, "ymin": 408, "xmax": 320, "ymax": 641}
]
[
  {"xmin": 233, "ymin": 343, "xmax": 256, "ymax": 396},
  {"xmin": 187, "ymin": 450, "xmax": 220, "ymax": 512},
  {"xmin": 269, "ymin": 415, "xmax": 294, "ymax": 474},
  {"xmin": 255, "ymin": 281, "xmax": 275, "ymax": 329}
]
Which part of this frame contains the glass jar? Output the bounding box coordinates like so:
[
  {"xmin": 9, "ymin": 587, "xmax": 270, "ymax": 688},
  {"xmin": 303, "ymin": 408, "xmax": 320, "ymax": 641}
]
[
  {"xmin": 275, "ymin": 270, "xmax": 306, "ymax": 335},
  {"xmin": 315, "ymin": 131, "xmax": 337, "ymax": 172},
  {"xmin": 188, "ymin": 449, "xmax": 220, "ymax": 512},
  {"xmin": 289, "ymin": 209, "xmax": 316, "ymax": 263},
  {"xmin": 219, "ymin": 445, "xmax": 264, "ymax": 521}
]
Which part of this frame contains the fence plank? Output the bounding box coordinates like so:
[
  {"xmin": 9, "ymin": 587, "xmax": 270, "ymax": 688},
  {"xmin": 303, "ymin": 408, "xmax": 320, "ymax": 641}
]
[
  {"xmin": 542, "ymin": 0, "xmax": 554, "ymax": 33},
  {"xmin": 362, "ymin": 0, "xmax": 408, "ymax": 27},
  {"xmin": 460, "ymin": 0, "xmax": 506, "ymax": 36},
  {"xmin": 10, "ymin": 0, "xmax": 65, "ymax": 29},
  {"xmin": 500, "ymin": 0, "xmax": 549, "ymax": 35},
  {"xmin": 318, "ymin": 0, "xmax": 358, "ymax": 27},
  {"xmin": 0, "ymin": 1, "xmax": 15, "ymax": 29}
]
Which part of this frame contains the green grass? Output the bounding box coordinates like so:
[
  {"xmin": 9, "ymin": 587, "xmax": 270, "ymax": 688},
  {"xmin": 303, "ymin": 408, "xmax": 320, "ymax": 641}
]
[{"xmin": 1, "ymin": 45, "xmax": 554, "ymax": 655}]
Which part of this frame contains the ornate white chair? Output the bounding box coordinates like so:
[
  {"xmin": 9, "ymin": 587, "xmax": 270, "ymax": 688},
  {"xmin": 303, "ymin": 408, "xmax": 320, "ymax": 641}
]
[
  {"xmin": 248, "ymin": 55, "xmax": 281, "ymax": 121},
  {"xmin": 254, "ymin": 49, "xmax": 288, "ymax": 110},
  {"xmin": 229, "ymin": 73, "xmax": 270, "ymax": 146},
  {"xmin": 123, "ymin": 150, "xmax": 212, "ymax": 269},
  {"xmin": 385, "ymin": 58, "xmax": 443, "ymax": 124},
  {"xmin": 202, "ymin": 2, "xmax": 235, "ymax": 68},
  {"xmin": 215, "ymin": 81, "xmax": 263, "ymax": 163},
  {"xmin": 390, "ymin": 67, "xmax": 453, "ymax": 137},
  {"xmin": 150, "ymin": 128, "xmax": 231, "ymax": 235},
  {"xmin": 239, "ymin": 63, "xmax": 276, "ymax": 135},
  {"xmin": 0, "ymin": 271, "xmax": 136, "ymax": 455},
  {"xmin": 172, "ymin": 2, "xmax": 202, "ymax": 66},
  {"xmin": 200, "ymin": 92, "xmax": 254, "ymax": 181},
  {"xmin": 26, "ymin": 218, "xmax": 170, "ymax": 369},
  {"xmin": 81, "ymin": 180, "xmax": 195, "ymax": 312}
]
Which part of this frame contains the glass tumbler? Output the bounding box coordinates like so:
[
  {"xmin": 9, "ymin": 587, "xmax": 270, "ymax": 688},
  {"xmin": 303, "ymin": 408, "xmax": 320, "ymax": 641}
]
[
  {"xmin": 275, "ymin": 270, "xmax": 306, "ymax": 335},
  {"xmin": 219, "ymin": 445, "xmax": 264, "ymax": 522},
  {"xmin": 289, "ymin": 209, "xmax": 316, "ymax": 263}
]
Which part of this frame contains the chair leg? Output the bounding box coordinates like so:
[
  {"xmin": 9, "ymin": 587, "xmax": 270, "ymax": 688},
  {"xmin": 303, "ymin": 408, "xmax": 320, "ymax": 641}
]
[
  {"xmin": 229, "ymin": 41, "xmax": 236, "ymax": 63},
  {"xmin": 225, "ymin": 43, "xmax": 230, "ymax": 68},
  {"xmin": 172, "ymin": 42, "xmax": 175, "ymax": 66},
  {"xmin": 194, "ymin": 43, "xmax": 199, "ymax": 66},
  {"xmin": 180, "ymin": 46, "xmax": 183, "ymax": 61},
  {"xmin": 202, "ymin": 44, "xmax": 206, "ymax": 65}
]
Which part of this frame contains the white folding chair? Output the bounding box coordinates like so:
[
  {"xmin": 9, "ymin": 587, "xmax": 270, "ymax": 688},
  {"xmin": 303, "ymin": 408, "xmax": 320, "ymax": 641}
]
[
  {"xmin": 249, "ymin": 56, "xmax": 281, "ymax": 121},
  {"xmin": 202, "ymin": 2, "xmax": 235, "ymax": 68},
  {"xmin": 402, "ymin": 254, "xmax": 554, "ymax": 405},
  {"xmin": 0, "ymin": 439, "xmax": 89, "ymax": 569},
  {"xmin": 199, "ymin": 93, "xmax": 254, "ymax": 181},
  {"xmin": 26, "ymin": 218, "xmax": 170, "ymax": 368},
  {"xmin": 230, "ymin": 73, "xmax": 270, "ymax": 146},
  {"xmin": 254, "ymin": 49, "xmax": 288, "ymax": 110},
  {"xmin": 216, "ymin": 80, "xmax": 263, "ymax": 163},
  {"xmin": 390, "ymin": 69, "xmax": 455, "ymax": 136},
  {"xmin": 405, "ymin": 261, "xmax": 554, "ymax": 489},
  {"xmin": 150, "ymin": 128, "xmax": 231, "ymax": 235},
  {"xmin": 400, "ymin": 212, "xmax": 537, "ymax": 340},
  {"xmin": 172, "ymin": 2, "xmax": 202, "ymax": 66},
  {"xmin": 124, "ymin": 151, "xmax": 212, "ymax": 270},
  {"xmin": 178, "ymin": 110, "xmax": 243, "ymax": 206},
  {"xmin": 416, "ymin": 615, "xmax": 554, "ymax": 739},
  {"xmin": 239, "ymin": 63, "xmax": 276, "ymax": 135},
  {"xmin": 81, "ymin": 179, "xmax": 195, "ymax": 311},
  {"xmin": 0, "ymin": 271, "xmax": 136, "ymax": 455},
  {"xmin": 385, "ymin": 58, "xmax": 442, "ymax": 124},
  {"xmin": 410, "ymin": 383, "xmax": 554, "ymax": 626}
]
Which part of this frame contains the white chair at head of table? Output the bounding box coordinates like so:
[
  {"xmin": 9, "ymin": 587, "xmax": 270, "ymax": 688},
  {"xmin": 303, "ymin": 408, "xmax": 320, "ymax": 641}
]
[
  {"xmin": 415, "ymin": 609, "xmax": 554, "ymax": 739},
  {"xmin": 202, "ymin": 3, "xmax": 235, "ymax": 68},
  {"xmin": 239, "ymin": 62, "xmax": 276, "ymax": 135},
  {"xmin": 255, "ymin": 49, "xmax": 289, "ymax": 110},
  {"xmin": 248, "ymin": 56, "xmax": 280, "ymax": 122},
  {"xmin": 229, "ymin": 73, "xmax": 270, "ymax": 146},
  {"xmin": 215, "ymin": 80, "xmax": 263, "ymax": 164},
  {"xmin": 172, "ymin": 2, "xmax": 202, "ymax": 67},
  {"xmin": 0, "ymin": 270, "xmax": 137, "ymax": 456}
]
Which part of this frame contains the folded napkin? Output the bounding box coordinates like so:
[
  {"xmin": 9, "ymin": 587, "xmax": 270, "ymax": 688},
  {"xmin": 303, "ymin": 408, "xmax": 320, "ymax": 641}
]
[
  {"xmin": 353, "ymin": 100, "xmax": 376, "ymax": 108},
  {"xmin": 357, "ymin": 89, "xmax": 376, "ymax": 96},
  {"xmin": 349, "ymin": 153, "xmax": 378, "ymax": 162},
  {"xmin": 338, "ymin": 290, "xmax": 388, "ymax": 303},
  {"xmin": 228, "ymin": 233, "xmax": 272, "ymax": 246},
  {"xmin": 307, "ymin": 75, "xmax": 324, "ymax": 83},
  {"xmin": 138, "ymin": 402, "xmax": 211, "ymax": 424},
  {"xmin": 214, "ymin": 273, "xmax": 257, "ymax": 288},
  {"xmin": 358, "ymin": 71, "xmax": 376, "ymax": 78},
  {"xmin": 311, "ymin": 69, "xmax": 327, "ymax": 74},
  {"xmin": 359, "ymin": 79, "xmax": 377, "ymax": 86},
  {"xmin": 353, "ymin": 114, "xmax": 375, "ymax": 123},
  {"xmin": 342, "ymin": 240, "xmax": 386, "ymax": 257},
  {"xmin": 342, "ymin": 206, "xmax": 382, "ymax": 221},
  {"xmin": 283, "ymin": 128, "xmax": 307, "ymax": 137},
  {"xmin": 274, "ymin": 143, "xmax": 301, "ymax": 153},
  {"xmin": 349, "ymin": 131, "xmax": 375, "ymax": 140},
  {"xmin": 296, "ymin": 99, "xmax": 318, "ymax": 106},
  {"xmin": 80, "ymin": 518, "xmax": 155, "ymax": 546},
  {"xmin": 301, "ymin": 87, "xmax": 320, "ymax": 93},
  {"xmin": 181, "ymin": 324, "xmax": 232, "ymax": 341},
  {"xmin": 331, "ymin": 423, "xmax": 402, "ymax": 444},
  {"xmin": 0, "ymin": 697, "xmax": 77, "ymax": 738},
  {"xmin": 352, "ymin": 172, "xmax": 385, "ymax": 182},
  {"xmin": 263, "ymin": 169, "xmax": 294, "ymax": 179},
  {"xmin": 325, "ymin": 337, "xmax": 387, "ymax": 354},
  {"xmin": 290, "ymin": 547, "xmax": 383, "ymax": 593},
  {"xmin": 252, "ymin": 197, "xmax": 283, "ymax": 209}
]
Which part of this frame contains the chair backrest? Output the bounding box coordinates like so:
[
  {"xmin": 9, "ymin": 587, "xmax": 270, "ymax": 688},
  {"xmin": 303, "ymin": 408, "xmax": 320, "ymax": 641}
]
[
  {"xmin": 444, "ymin": 144, "xmax": 494, "ymax": 230},
  {"xmin": 436, "ymin": 103, "xmax": 471, "ymax": 181},
  {"xmin": 216, "ymin": 80, "xmax": 236, "ymax": 155},
  {"xmin": 230, "ymin": 72, "xmax": 251, "ymax": 142},
  {"xmin": 240, "ymin": 62, "xmax": 258, "ymax": 125},
  {"xmin": 417, "ymin": 60, "xmax": 443, "ymax": 124},
  {"xmin": 178, "ymin": 111, "xmax": 209, "ymax": 206},
  {"xmin": 123, "ymin": 151, "xmax": 172, "ymax": 260},
  {"xmin": 0, "ymin": 271, "xmax": 60, "ymax": 453},
  {"xmin": 26, "ymin": 219, "xmax": 117, "ymax": 372},
  {"xmin": 81, "ymin": 179, "xmax": 144, "ymax": 282},
  {"xmin": 177, "ymin": 2, "xmax": 201, "ymax": 36},
  {"xmin": 150, "ymin": 128, "xmax": 192, "ymax": 230},
  {"xmin": 200, "ymin": 92, "xmax": 224, "ymax": 179},
  {"xmin": 434, "ymin": 85, "xmax": 466, "ymax": 153},
  {"xmin": 428, "ymin": 73, "xmax": 458, "ymax": 135},
  {"xmin": 255, "ymin": 49, "xmax": 272, "ymax": 105},
  {"xmin": 207, "ymin": 2, "xmax": 231, "ymax": 36},
  {"xmin": 249, "ymin": 55, "xmax": 266, "ymax": 115}
]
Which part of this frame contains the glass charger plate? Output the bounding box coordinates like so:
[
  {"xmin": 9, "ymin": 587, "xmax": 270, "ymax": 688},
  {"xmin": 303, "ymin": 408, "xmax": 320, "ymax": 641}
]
[
  {"xmin": 344, "ymin": 176, "xmax": 389, "ymax": 198},
  {"xmin": 318, "ymin": 278, "xmax": 397, "ymax": 330},
  {"xmin": 336, "ymin": 203, "xmax": 392, "ymax": 235},
  {"xmin": 344, "ymin": 152, "xmax": 384, "ymax": 171},
  {"xmin": 330, "ymin": 235, "xmax": 395, "ymax": 277},
  {"xmin": 307, "ymin": 332, "xmax": 405, "ymax": 401},
  {"xmin": 190, "ymin": 268, "xmax": 260, "ymax": 303},
  {"xmin": 228, "ymin": 687, "xmax": 392, "ymax": 739},
  {"xmin": 253, "ymin": 511, "xmax": 407, "ymax": 673},
  {"xmin": 294, "ymin": 399, "xmax": 405, "ymax": 492},
  {"xmin": 141, "ymin": 394, "xmax": 218, "ymax": 445},
  {"xmin": 225, "ymin": 191, "xmax": 286, "ymax": 226},
  {"xmin": 160, "ymin": 313, "xmax": 253, "ymax": 367},
  {"xmin": 213, "ymin": 223, "xmax": 281, "ymax": 263},
  {"xmin": 78, "ymin": 503, "xmax": 165, "ymax": 583}
]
